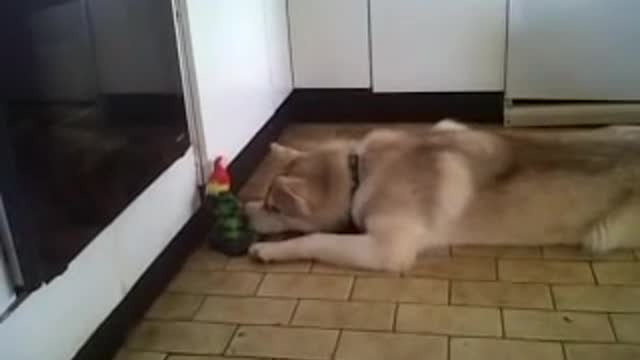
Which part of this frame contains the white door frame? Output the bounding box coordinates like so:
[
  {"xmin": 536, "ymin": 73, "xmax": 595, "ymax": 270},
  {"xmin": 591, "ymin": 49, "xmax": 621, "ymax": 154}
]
[{"xmin": 171, "ymin": 0, "xmax": 209, "ymax": 185}]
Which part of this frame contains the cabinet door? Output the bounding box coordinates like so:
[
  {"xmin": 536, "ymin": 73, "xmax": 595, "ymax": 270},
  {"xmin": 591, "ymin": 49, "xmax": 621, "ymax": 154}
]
[
  {"xmin": 288, "ymin": 0, "xmax": 370, "ymax": 88},
  {"xmin": 370, "ymin": 0, "xmax": 506, "ymax": 92}
]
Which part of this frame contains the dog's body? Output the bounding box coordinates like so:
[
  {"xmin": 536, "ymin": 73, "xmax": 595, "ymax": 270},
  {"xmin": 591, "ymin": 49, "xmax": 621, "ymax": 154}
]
[{"xmin": 247, "ymin": 120, "xmax": 640, "ymax": 271}]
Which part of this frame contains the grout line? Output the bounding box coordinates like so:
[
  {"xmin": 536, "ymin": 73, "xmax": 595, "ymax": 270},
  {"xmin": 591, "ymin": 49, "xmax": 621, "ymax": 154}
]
[
  {"xmin": 221, "ymin": 324, "xmax": 239, "ymax": 356},
  {"xmin": 132, "ymin": 320, "xmax": 640, "ymax": 347},
  {"xmin": 447, "ymin": 336, "xmax": 451, "ymax": 360},
  {"xmin": 607, "ymin": 313, "xmax": 619, "ymax": 342},
  {"xmin": 288, "ymin": 299, "xmax": 301, "ymax": 325},
  {"xmin": 549, "ymin": 285, "xmax": 558, "ymax": 311},
  {"xmin": 347, "ymin": 276, "xmax": 357, "ymax": 301},
  {"xmin": 447, "ymin": 280, "xmax": 452, "ymax": 305},
  {"xmin": 331, "ymin": 330, "xmax": 343, "ymax": 360},
  {"xmin": 561, "ymin": 342, "xmax": 568, "ymax": 360},
  {"xmin": 392, "ymin": 302, "xmax": 399, "ymax": 332},
  {"xmin": 161, "ymin": 289, "xmax": 640, "ymax": 313},
  {"xmin": 253, "ymin": 273, "xmax": 266, "ymax": 296},
  {"xmin": 589, "ymin": 261, "xmax": 599, "ymax": 285},
  {"xmin": 499, "ymin": 307, "xmax": 506, "ymax": 339},
  {"xmin": 161, "ymin": 284, "xmax": 640, "ymax": 314},
  {"xmin": 139, "ymin": 319, "xmax": 640, "ymax": 347},
  {"xmin": 190, "ymin": 295, "xmax": 208, "ymax": 321}
]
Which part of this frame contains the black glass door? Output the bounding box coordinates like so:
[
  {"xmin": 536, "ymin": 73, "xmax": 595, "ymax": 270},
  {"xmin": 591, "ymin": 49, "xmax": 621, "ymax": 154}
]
[{"xmin": 1, "ymin": 0, "xmax": 190, "ymax": 286}]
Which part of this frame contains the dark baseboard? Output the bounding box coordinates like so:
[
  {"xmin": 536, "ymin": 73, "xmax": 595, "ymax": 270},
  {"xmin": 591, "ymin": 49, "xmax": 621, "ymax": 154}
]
[
  {"xmin": 73, "ymin": 102, "xmax": 290, "ymax": 360},
  {"xmin": 283, "ymin": 89, "xmax": 504, "ymax": 123}
]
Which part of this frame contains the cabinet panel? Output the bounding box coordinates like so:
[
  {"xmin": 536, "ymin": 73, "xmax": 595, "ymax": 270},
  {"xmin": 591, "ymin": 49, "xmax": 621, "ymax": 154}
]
[
  {"xmin": 371, "ymin": 0, "xmax": 506, "ymax": 92},
  {"xmin": 289, "ymin": 0, "xmax": 370, "ymax": 88}
]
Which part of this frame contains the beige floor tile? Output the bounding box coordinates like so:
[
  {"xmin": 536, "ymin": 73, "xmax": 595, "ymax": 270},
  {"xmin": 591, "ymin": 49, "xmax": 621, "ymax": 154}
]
[
  {"xmin": 194, "ymin": 296, "xmax": 296, "ymax": 325},
  {"xmin": 610, "ymin": 314, "xmax": 640, "ymax": 343},
  {"xmin": 335, "ymin": 331, "xmax": 446, "ymax": 360},
  {"xmin": 450, "ymin": 338, "xmax": 563, "ymax": 360},
  {"xmin": 543, "ymin": 246, "xmax": 635, "ymax": 261},
  {"xmin": 593, "ymin": 262, "xmax": 640, "ymax": 285},
  {"xmin": 409, "ymin": 258, "xmax": 496, "ymax": 280},
  {"xmin": 452, "ymin": 281, "xmax": 552, "ymax": 309},
  {"xmin": 225, "ymin": 257, "xmax": 312, "ymax": 273},
  {"xmin": 226, "ymin": 326, "xmax": 338, "ymax": 360},
  {"xmin": 565, "ymin": 344, "xmax": 640, "ymax": 360},
  {"xmin": 182, "ymin": 250, "xmax": 228, "ymax": 271},
  {"xmin": 126, "ymin": 321, "xmax": 234, "ymax": 355},
  {"xmin": 553, "ymin": 285, "xmax": 640, "ymax": 312},
  {"xmin": 145, "ymin": 293, "xmax": 204, "ymax": 320},
  {"xmin": 168, "ymin": 271, "xmax": 262, "ymax": 296},
  {"xmin": 114, "ymin": 350, "xmax": 167, "ymax": 360},
  {"xmin": 397, "ymin": 304, "xmax": 501, "ymax": 337},
  {"xmin": 292, "ymin": 300, "xmax": 395, "ymax": 330},
  {"xmin": 499, "ymin": 260, "xmax": 594, "ymax": 284},
  {"xmin": 310, "ymin": 263, "xmax": 398, "ymax": 277},
  {"xmin": 503, "ymin": 309, "xmax": 614, "ymax": 341},
  {"xmin": 257, "ymin": 274, "xmax": 353, "ymax": 300},
  {"xmin": 418, "ymin": 246, "xmax": 451, "ymax": 258},
  {"xmin": 452, "ymin": 246, "xmax": 541, "ymax": 259},
  {"xmin": 351, "ymin": 277, "xmax": 448, "ymax": 303},
  {"xmin": 635, "ymin": 249, "xmax": 640, "ymax": 260}
]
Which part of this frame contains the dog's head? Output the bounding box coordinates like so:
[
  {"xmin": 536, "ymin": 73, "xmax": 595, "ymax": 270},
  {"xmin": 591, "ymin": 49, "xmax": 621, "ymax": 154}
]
[{"xmin": 246, "ymin": 141, "xmax": 354, "ymax": 234}]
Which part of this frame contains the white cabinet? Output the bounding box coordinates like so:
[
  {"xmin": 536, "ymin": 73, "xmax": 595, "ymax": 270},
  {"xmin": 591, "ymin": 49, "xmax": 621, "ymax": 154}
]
[
  {"xmin": 370, "ymin": 0, "xmax": 507, "ymax": 92},
  {"xmin": 288, "ymin": 0, "xmax": 370, "ymax": 88}
]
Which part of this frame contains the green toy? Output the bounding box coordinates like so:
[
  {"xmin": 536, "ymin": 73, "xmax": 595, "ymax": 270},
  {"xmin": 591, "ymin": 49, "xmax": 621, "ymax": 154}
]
[{"xmin": 206, "ymin": 156, "xmax": 256, "ymax": 256}]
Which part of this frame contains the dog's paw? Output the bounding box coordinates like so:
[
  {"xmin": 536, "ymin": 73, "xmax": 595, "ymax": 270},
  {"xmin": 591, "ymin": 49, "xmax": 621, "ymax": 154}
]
[{"xmin": 248, "ymin": 242, "xmax": 273, "ymax": 263}]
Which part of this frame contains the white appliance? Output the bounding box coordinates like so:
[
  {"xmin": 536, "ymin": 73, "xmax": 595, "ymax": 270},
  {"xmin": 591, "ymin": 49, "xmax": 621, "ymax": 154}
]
[{"xmin": 505, "ymin": 0, "xmax": 640, "ymax": 126}]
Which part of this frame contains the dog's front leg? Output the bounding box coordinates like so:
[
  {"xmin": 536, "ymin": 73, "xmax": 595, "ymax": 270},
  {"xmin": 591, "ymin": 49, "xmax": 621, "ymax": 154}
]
[{"xmin": 249, "ymin": 232, "xmax": 417, "ymax": 272}]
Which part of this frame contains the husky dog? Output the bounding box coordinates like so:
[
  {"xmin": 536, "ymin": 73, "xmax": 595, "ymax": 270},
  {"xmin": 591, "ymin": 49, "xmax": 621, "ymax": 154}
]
[{"xmin": 246, "ymin": 120, "xmax": 640, "ymax": 272}]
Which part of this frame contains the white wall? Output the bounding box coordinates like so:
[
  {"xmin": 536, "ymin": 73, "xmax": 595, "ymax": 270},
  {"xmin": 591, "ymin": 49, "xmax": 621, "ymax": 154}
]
[
  {"xmin": 288, "ymin": 0, "xmax": 370, "ymax": 88},
  {"xmin": 183, "ymin": 0, "xmax": 293, "ymax": 161},
  {"xmin": 0, "ymin": 149, "xmax": 199, "ymax": 360}
]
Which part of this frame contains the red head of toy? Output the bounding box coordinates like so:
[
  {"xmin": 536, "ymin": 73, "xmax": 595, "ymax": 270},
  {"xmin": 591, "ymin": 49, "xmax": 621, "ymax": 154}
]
[{"xmin": 207, "ymin": 156, "xmax": 231, "ymax": 195}]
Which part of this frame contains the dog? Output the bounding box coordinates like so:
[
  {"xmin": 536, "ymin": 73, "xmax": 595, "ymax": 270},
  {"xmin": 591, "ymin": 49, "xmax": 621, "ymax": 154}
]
[{"xmin": 245, "ymin": 119, "xmax": 640, "ymax": 272}]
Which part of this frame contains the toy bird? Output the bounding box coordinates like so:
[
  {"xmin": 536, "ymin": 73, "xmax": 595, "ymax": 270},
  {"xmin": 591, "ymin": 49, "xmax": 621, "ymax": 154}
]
[{"xmin": 206, "ymin": 157, "xmax": 256, "ymax": 256}]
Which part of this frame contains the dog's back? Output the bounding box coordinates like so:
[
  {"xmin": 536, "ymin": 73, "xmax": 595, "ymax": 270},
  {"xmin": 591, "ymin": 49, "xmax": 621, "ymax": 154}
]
[{"xmin": 368, "ymin": 127, "xmax": 640, "ymax": 250}]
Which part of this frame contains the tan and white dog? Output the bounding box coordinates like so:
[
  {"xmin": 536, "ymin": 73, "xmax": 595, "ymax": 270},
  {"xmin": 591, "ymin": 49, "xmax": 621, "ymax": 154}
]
[{"xmin": 246, "ymin": 119, "xmax": 640, "ymax": 272}]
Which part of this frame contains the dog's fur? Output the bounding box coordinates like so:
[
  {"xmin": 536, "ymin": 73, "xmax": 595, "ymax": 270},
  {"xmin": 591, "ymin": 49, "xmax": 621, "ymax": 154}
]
[{"xmin": 246, "ymin": 120, "xmax": 640, "ymax": 272}]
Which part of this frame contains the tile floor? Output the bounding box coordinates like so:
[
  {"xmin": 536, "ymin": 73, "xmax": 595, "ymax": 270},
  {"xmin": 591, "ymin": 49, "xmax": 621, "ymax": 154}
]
[{"xmin": 116, "ymin": 124, "xmax": 640, "ymax": 360}]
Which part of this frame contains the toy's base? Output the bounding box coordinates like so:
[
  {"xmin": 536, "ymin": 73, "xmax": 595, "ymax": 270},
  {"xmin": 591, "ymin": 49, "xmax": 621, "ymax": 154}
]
[{"xmin": 208, "ymin": 229, "xmax": 256, "ymax": 257}]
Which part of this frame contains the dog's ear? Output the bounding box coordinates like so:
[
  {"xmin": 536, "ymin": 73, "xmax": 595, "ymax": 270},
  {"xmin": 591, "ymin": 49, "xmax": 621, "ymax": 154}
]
[
  {"xmin": 270, "ymin": 142, "xmax": 302, "ymax": 161},
  {"xmin": 269, "ymin": 176, "xmax": 311, "ymax": 216}
]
